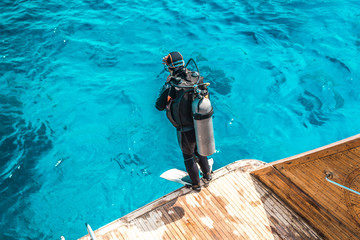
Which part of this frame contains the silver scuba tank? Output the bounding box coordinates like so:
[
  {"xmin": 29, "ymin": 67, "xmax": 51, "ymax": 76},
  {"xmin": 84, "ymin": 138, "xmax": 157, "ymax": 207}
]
[{"xmin": 192, "ymin": 96, "xmax": 215, "ymax": 156}]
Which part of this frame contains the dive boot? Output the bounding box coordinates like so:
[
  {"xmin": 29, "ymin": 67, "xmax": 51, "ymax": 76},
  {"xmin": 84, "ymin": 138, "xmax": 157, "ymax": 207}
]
[
  {"xmin": 204, "ymin": 172, "xmax": 212, "ymax": 181},
  {"xmin": 192, "ymin": 184, "xmax": 201, "ymax": 192}
]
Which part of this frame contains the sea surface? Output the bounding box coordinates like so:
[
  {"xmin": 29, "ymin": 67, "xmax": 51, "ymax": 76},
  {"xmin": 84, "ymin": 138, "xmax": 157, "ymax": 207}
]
[{"xmin": 1, "ymin": 0, "xmax": 360, "ymax": 239}]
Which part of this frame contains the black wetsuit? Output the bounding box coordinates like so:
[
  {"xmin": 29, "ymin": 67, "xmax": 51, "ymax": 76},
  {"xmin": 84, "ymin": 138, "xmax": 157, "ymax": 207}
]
[{"xmin": 156, "ymin": 68, "xmax": 210, "ymax": 186}]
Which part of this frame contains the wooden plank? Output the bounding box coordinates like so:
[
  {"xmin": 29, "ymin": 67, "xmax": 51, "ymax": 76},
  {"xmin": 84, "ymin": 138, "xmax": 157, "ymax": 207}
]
[
  {"xmin": 152, "ymin": 209, "xmax": 177, "ymax": 240},
  {"xmin": 201, "ymin": 187, "xmax": 247, "ymax": 239},
  {"xmin": 225, "ymin": 159, "xmax": 266, "ymax": 173},
  {"xmin": 213, "ymin": 175, "xmax": 271, "ymax": 239},
  {"xmin": 255, "ymin": 144, "xmax": 360, "ymax": 240},
  {"xmin": 140, "ymin": 213, "xmax": 158, "ymax": 239},
  {"xmin": 184, "ymin": 192, "xmax": 223, "ymax": 239},
  {"xmin": 199, "ymin": 187, "xmax": 241, "ymax": 239},
  {"xmin": 280, "ymin": 160, "xmax": 347, "ymax": 212},
  {"xmin": 225, "ymin": 172, "xmax": 287, "ymax": 239},
  {"xmin": 193, "ymin": 198, "xmax": 226, "ymax": 239},
  {"xmin": 120, "ymin": 187, "xmax": 191, "ymax": 223},
  {"xmin": 254, "ymin": 166, "xmax": 353, "ymax": 240},
  {"xmin": 174, "ymin": 199, "xmax": 201, "ymax": 240},
  {"xmin": 78, "ymin": 159, "xmax": 325, "ymax": 240},
  {"xmin": 281, "ymin": 154, "xmax": 360, "ymax": 220},
  {"xmin": 165, "ymin": 201, "xmax": 195, "ymax": 240},
  {"xmin": 151, "ymin": 209, "xmax": 174, "ymax": 240},
  {"xmin": 194, "ymin": 188, "xmax": 235, "ymax": 239},
  {"xmin": 112, "ymin": 229, "xmax": 126, "ymax": 240},
  {"xmin": 225, "ymin": 173, "xmax": 276, "ymax": 231},
  {"xmin": 206, "ymin": 180, "xmax": 254, "ymax": 240},
  {"xmin": 330, "ymin": 152, "xmax": 360, "ymax": 175},
  {"xmin": 172, "ymin": 200, "xmax": 207, "ymax": 239},
  {"xmin": 249, "ymin": 178, "xmax": 315, "ymax": 240},
  {"xmin": 133, "ymin": 216, "xmax": 158, "ymax": 240},
  {"xmin": 110, "ymin": 232, "xmax": 120, "ymax": 240},
  {"xmin": 100, "ymin": 233, "xmax": 110, "ymax": 240},
  {"xmin": 208, "ymin": 175, "xmax": 256, "ymax": 239},
  {"xmin": 228, "ymin": 172, "xmax": 290, "ymax": 237},
  {"xmin": 143, "ymin": 211, "xmax": 167, "ymax": 240},
  {"xmin": 222, "ymin": 173, "xmax": 279, "ymax": 239},
  {"xmin": 236, "ymin": 171, "xmax": 323, "ymax": 239},
  {"xmin": 158, "ymin": 207, "xmax": 183, "ymax": 240},
  {"xmin": 159, "ymin": 203, "xmax": 187, "ymax": 240},
  {"xmin": 179, "ymin": 196, "xmax": 215, "ymax": 240},
  {"xmin": 346, "ymin": 146, "xmax": 360, "ymax": 159},
  {"xmin": 252, "ymin": 134, "xmax": 360, "ymax": 175},
  {"xmin": 285, "ymin": 163, "xmax": 360, "ymax": 236},
  {"xmin": 167, "ymin": 200, "xmax": 196, "ymax": 240},
  {"xmin": 106, "ymin": 232, "xmax": 117, "ymax": 240},
  {"xmin": 155, "ymin": 202, "xmax": 179, "ymax": 238},
  {"xmin": 117, "ymin": 224, "xmax": 129, "ymax": 240}
]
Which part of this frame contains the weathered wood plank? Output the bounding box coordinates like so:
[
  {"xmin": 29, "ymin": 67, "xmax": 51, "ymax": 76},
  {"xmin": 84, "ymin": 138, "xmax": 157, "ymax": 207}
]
[
  {"xmin": 228, "ymin": 172, "xmax": 300, "ymax": 240},
  {"xmin": 163, "ymin": 203, "xmax": 192, "ymax": 240},
  {"xmin": 152, "ymin": 210, "xmax": 175, "ymax": 240},
  {"xmin": 158, "ymin": 206, "xmax": 184, "ymax": 240},
  {"xmin": 285, "ymin": 164, "xmax": 360, "ymax": 237},
  {"xmin": 189, "ymin": 191, "xmax": 230, "ymax": 239},
  {"xmin": 224, "ymin": 173, "xmax": 277, "ymax": 237},
  {"xmin": 206, "ymin": 181, "xmax": 253, "ymax": 239},
  {"xmin": 253, "ymin": 134, "xmax": 360, "ymax": 175},
  {"xmin": 110, "ymin": 230, "xmax": 123, "ymax": 240},
  {"xmin": 279, "ymin": 153, "xmax": 360, "ymax": 235},
  {"xmin": 112, "ymin": 227, "xmax": 126, "ymax": 240},
  {"xmin": 200, "ymin": 188, "xmax": 244, "ymax": 239},
  {"xmin": 134, "ymin": 216, "xmax": 158, "ymax": 240},
  {"xmin": 179, "ymin": 196, "xmax": 214, "ymax": 240},
  {"xmin": 214, "ymin": 176, "xmax": 271, "ymax": 239},
  {"xmin": 227, "ymin": 172, "xmax": 288, "ymax": 238},
  {"xmin": 252, "ymin": 163, "xmax": 355, "ymax": 240},
  {"xmin": 159, "ymin": 203, "xmax": 187, "ymax": 240},
  {"xmin": 152, "ymin": 210, "xmax": 173, "ymax": 240},
  {"xmin": 243, "ymin": 172, "xmax": 322, "ymax": 239},
  {"xmin": 171, "ymin": 203, "xmax": 199, "ymax": 239},
  {"xmin": 78, "ymin": 160, "xmax": 323, "ymax": 240},
  {"xmin": 184, "ymin": 193, "xmax": 222, "ymax": 239},
  {"xmin": 206, "ymin": 186, "xmax": 253, "ymax": 239}
]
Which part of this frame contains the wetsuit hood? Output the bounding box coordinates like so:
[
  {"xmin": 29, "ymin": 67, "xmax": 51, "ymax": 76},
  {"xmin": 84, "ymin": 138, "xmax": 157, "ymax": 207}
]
[{"xmin": 164, "ymin": 52, "xmax": 185, "ymax": 69}]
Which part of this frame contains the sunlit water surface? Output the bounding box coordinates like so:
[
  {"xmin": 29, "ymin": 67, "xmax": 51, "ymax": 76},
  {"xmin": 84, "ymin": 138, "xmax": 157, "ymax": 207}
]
[{"xmin": 1, "ymin": 0, "xmax": 360, "ymax": 239}]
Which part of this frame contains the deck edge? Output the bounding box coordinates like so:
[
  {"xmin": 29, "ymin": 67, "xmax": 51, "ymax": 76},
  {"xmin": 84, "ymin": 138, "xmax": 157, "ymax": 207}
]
[
  {"xmin": 81, "ymin": 159, "xmax": 266, "ymax": 238},
  {"xmin": 251, "ymin": 134, "xmax": 360, "ymax": 175}
]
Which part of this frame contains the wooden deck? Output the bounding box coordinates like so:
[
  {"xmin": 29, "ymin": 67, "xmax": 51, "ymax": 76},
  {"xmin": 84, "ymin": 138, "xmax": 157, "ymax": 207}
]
[
  {"xmin": 252, "ymin": 134, "xmax": 360, "ymax": 240},
  {"xmin": 78, "ymin": 160, "xmax": 323, "ymax": 240}
]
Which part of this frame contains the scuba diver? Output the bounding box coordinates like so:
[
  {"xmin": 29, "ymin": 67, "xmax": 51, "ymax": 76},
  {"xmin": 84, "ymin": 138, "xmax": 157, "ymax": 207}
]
[{"xmin": 155, "ymin": 51, "xmax": 215, "ymax": 191}]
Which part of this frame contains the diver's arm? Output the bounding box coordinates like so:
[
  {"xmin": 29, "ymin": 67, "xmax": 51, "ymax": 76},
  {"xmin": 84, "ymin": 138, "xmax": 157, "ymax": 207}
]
[{"xmin": 155, "ymin": 83, "xmax": 171, "ymax": 111}]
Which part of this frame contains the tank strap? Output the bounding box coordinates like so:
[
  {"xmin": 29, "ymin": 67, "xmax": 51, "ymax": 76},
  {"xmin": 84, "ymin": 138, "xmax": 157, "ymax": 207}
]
[
  {"xmin": 193, "ymin": 108, "xmax": 214, "ymax": 120},
  {"xmin": 177, "ymin": 126, "xmax": 194, "ymax": 132}
]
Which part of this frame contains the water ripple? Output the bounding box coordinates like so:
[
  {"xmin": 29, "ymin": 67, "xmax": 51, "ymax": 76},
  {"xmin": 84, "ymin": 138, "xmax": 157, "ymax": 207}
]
[{"xmin": 1, "ymin": 0, "xmax": 360, "ymax": 239}]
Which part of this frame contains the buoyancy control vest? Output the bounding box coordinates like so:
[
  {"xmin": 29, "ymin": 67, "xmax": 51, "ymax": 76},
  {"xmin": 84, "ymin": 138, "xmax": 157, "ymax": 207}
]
[{"xmin": 166, "ymin": 68, "xmax": 202, "ymax": 131}]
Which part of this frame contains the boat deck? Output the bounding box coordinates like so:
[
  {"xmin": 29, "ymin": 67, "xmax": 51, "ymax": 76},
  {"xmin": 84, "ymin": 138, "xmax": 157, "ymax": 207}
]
[{"xmin": 78, "ymin": 160, "xmax": 323, "ymax": 240}]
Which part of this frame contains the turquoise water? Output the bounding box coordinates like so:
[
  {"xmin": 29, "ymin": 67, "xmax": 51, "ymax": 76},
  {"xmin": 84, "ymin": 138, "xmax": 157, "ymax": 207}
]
[{"xmin": 1, "ymin": 0, "xmax": 360, "ymax": 239}]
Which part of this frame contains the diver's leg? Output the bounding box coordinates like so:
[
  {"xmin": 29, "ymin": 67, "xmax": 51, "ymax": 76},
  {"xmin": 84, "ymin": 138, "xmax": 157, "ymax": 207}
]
[
  {"xmin": 177, "ymin": 130, "xmax": 201, "ymax": 191},
  {"xmin": 183, "ymin": 154, "xmax": 200, "ymax": 186},
  {"xmin": 196, "ymin": 154, "xmax": 210, "ymax": 174},
  {"xmin": 195, "ymin": 151, "xmax": 212, "ymax": 181}
]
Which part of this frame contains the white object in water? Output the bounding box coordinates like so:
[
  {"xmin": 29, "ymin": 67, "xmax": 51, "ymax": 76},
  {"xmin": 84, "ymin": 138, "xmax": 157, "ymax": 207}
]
[{"xmin": 160, "ymin": 158, "xmax": 214, "ymax": 185}]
